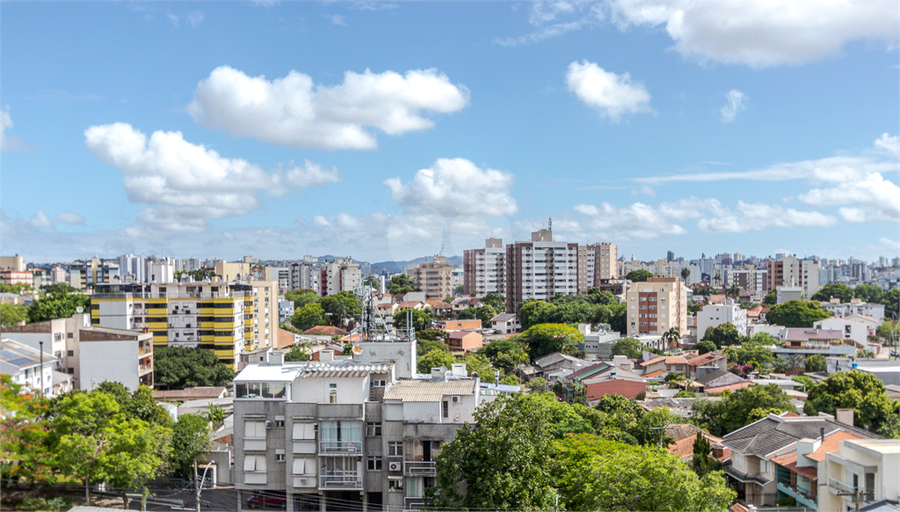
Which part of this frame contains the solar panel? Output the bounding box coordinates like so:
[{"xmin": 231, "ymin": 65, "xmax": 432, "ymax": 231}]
[
  {"xmin": 0, "ymin": 350, "xmax": 18, "ymax": 359},
  {"xmin": 8, "ymin": 357, "xmax": 35, "ymax": 366}
]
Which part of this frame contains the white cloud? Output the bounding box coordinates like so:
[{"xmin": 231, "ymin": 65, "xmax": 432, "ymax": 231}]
[
  {"xmin": 187, "ymin": 66, "xmax": 469, "ymax": 150},
  {"xmin": 385, "ymin": 158, "xmax": 518, "ymax": 217},
  {"xmin": 874, "ymin": 133, "xmax": 899, "ymax": 157},
  {"xmin": 0, "ymin": 106, "xmax": 32, "ymax": 152},
  {"xmin": 697, "ymin": 201, "xmax": 837, "ymax": 233},
  {"xmin": 495, "ymin": 0, "xmax": 603, "ymax": 46},
  {"xmin": 55, "ymin": 212, "xmax": 86, "ymax": 225},
  {"xmin": 720, "ymin": 89, "xmax": 747, "ymax": 122},
  {"xmin": 838, "ymin": 207, "xmax": 866, "ymax": 223},
  {"xmin": 0, "ymin": 210, "xmax": 55, "ymax": 236},
  {"xmin": 574, "ymin": 201, "xmax": 689, "ymax": 239},
  {"xmin": 608, "ymin": 0, "xmax": 898, "ymax": 68},
  {"xmin": 84, "ymin": 123, "xmax": 341, "ymax": 232},
  {"xmin": 325, "ymin": 14, "xmax": 348, "ymax": 26},
  {"xmin": 799, "ymin": 172, "xmax": 900, "ymax": 220},
  {"xmin": 566, "ymin": 60, "xmax": 653, "ymax": 121}
]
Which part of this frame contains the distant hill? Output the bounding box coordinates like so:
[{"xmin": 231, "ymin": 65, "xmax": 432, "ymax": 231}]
[{"xmin": 371, "ymin": 255, "xmax": 462, "ymax": 275}]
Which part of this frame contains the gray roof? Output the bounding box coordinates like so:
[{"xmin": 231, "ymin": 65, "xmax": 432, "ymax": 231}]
[
  {"xmin": 860, "ymin": 501, "xmax": 900, "ymax": 512},
  {"xmin": 383, "ymin": 379, "xmax": 477, "ymax": 402},
  {"xmin": 0, "ymin": 339, "xmax": 52, "ymax": 371},
  {"xmin": 723, "ymin": 414, "xmax": 880, "ymax": 457},
  {"xmin": 234, "ymin": 360, "xmax": 393, "ymax": 382},
  {"xmin": 533, "ymin": 352, "xmax": 587, "ymax": 369},
  {"xmin": 699, "ymin": 370, "xmax": 748, "ymax": 389},
  {"xmin": 491, "ymin": 313, "xmax": 517, "ymax": 322}
]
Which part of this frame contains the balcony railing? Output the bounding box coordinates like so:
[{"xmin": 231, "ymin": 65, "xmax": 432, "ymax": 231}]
[
  {"xmin": 828, "ymin": 478, "xmax": 856, "ymax": 495},
  {"xmin": 404, "ymin": 497, "xmax": 426, "ymax": 510},
  {"xmin": 319, "ymin": 441, "xmax": 363, "ymax": 454},
  {"xmin": 404, "ymin": 461, "xmax": 436, "ymax": 476},
  {"xmin": 319, "ymin": 473, "xmax": 362, "ymax": 490},
  {"xmin": 777, "ymin": 481, "xmax": 817, "ymax": 507}
]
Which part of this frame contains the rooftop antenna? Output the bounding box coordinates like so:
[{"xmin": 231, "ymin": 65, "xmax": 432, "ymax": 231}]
[
  {"xmin": 439, "ymin": 244, "xmax": 445, "ymax": 257},
  {"xmin": 548, "ymin": 216, "xmax": 552, "ymax": 231}
]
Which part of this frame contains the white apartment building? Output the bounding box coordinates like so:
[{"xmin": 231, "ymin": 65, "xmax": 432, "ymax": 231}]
[
  {"xmin": 820, "ymin": 439, "xmax": 900, "ymax": 512},
  {"xmin": 323, "ymin": 259, "xmax": 361, "ymax": 296},
  {"xmin": 0, "ymin": 338, "xmax": 56, "ymax": 396},
  {"xmin": 821, "ymin": 298, "xmax": 886, "ymax": 324},
  {"xmin": 505, "ymin": 229, "xmax": 579, "ymax": 312},
  {"xmin": 697, "ymin": 300, "xmax": 748, "ymax": 340},
  {"xmin": 463, "ymin": 238, "xmax": 505, "ymax": 298},
  {"xmin": 576, "ymin": 243, "xmax": 617, "ymax": 294},
  {"xmin": 624, "ymin": 277, "xmax": 688, "ymax": 337}
]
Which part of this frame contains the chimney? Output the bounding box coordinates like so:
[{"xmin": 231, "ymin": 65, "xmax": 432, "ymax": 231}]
[
  {"xmin": 836, "ymin": 408, "xmax": 854, "ymax": 426},
  {"xmin": 431, "ymin": 366, "xmax": 447, "ymax": 380}
]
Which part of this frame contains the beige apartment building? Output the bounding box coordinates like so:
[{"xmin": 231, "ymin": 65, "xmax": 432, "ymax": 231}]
[
  {"xmin": 411, "ymin": 256, "xmax": 453, "ymax": 300},
  {"xmin": 463, "ymin": 238, "xmax": 505, "ymax": 297},
  {"xmin": 765, "ymin": 256, "xmax": 821, "ymax": 299},
  {"xmin": 505, "ymin": 229, "xmax": 579, "ymax": 313},
  {"xmin": 624, "ymin": 277, "xmax": 688, "ymax": 337}
]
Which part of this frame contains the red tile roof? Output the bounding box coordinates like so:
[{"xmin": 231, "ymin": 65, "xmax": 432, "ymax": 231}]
[
  {"xmin": 303, "ymin": 325, "xmax": 350, "ymax": 336},
  {"xmin": 705, "ymin": 381, "xmax": 753, "ymax": 394},
  {"xmin": 643, "ymin": 369, "xmax": 668, "ymax": 379},
  {"xmin": 686, "ymin": 352, "xmax": 725, "ymax": 367}
]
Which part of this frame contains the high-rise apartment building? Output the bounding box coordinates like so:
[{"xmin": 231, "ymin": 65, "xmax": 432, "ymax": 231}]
[
  {"xmin": 323, "ymin": 259, "xmax": 361, "ymax": 296},
  {"xmin": 624, "ymin": 277, "xmax": 687, "ymax": 337},
  {"xmin": 576, "ymin": 243, "xmax": 618, "ymax": 294},
  {"xmin": 410, "ymin": 256, "xmax": 453, "ymax": 300},
  {"xmin": 505, "ymin": 229, "xmax": 578, "ymax": 312},
  {"xmin": 69, "ymin": 257, "xmax": 120, "ymax": 288},
  {"xmin": 463, "ymin": 238, "xmax": 505, "ymax": 297},
  {"xmin": 765, "ymin": 256, "xmax": 821, "ymax": 299}
]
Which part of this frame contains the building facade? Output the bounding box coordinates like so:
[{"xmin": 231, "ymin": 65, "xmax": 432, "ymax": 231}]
[
  {"xmin": 410, "ymin": 256, "xmax": 452, "ymax": 301},
  {"xmin": 624, "ymin": 277, "xmax": 688, "ymax": 337},
  {"xmin": 576, "ymin": 243, "xmax": 618, "ymax": 294},
  {"xmin": 505, "ymin": 229, "xmax": 579, "ymax": 313},
  {"xmin": 462, "ymin": 238, "xmax": 505, "ymax": 298},
  {"xmin": 697, "ymin": 300, "xmax": 748, "ymax": 340}
]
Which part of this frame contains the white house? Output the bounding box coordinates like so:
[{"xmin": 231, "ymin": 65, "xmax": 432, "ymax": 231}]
[
  {"xmin": 820, "ymin": 298, "xmax": 885, "ymax": 324},
  {"xmin": 0, "ymin": 338, "xmax": 55, "ymax": 396},
  {"xmin": 697, "ymin": 299, "xmax": 748, "ymax": 340},
  {"xmin": 814, "ymin": 317, "xmax": 873, "ymax": 350}
]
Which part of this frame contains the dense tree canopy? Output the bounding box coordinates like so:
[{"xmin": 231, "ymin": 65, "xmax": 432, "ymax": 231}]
[
  {"xmin": 693, "ymin": 384, "xmax": 795, "ymax": 436},
  {"xmin": 394, "ymin": 308, "xmax": 431, "ymax": 332},
  {"xmin": 318, "ymin": 291, "xmax": 360, "ymax": 326},
  {"xmin": 475, "ymin": 305, "xmax": 497, "ymax": 328},
  {"xmin": 481, "ymin": 292, "xmax": 506, "ymax": 312},
  {"xmin": 1, "ymin": 375, "xmax": 52, "ymax": 483},
  {"xmin": 702, "ymin": 322, "xmax": 741, "ymax": 348},
  {"xmin": 0, "ymin": 303, "xmax": 27, "ymax": 327},
  {"xmin": 431, "ymin": 393, "xmax": 558, "ymax": 511},
  {"xmin": 810, "ymin": 283, "xmax": 855, "ymax": 303},
  {"xmin": 804, "ymin": 370, "xmax": 899, "ymax": 438},
  {"xmin": 169, "ymin": 414, "xmax": 212, "ymax": 479},
  {"xmin": 457, "ymin": 307, "xmax": 477, "ymax": 320},
  {"xmin": 416, "ymin": 349, "xmax": 456, "ymax": 374},
  {"xmin": 610, "ymin": 337, "xmax": 644, "ymax": 359},
  {"xmin": 387, "ymin": 274, "xmax": 415, "ymax": 295},
  {"xmin": 695, "ymin": 339, "xmax": 717, "ymax": 355},
  {"xmin": 766, "ymin": 300, "xmax": 832, "ymax": 327},
  {"xmin": 154, "ymin": 347, "xmax": 235, "ymax": 390},
  {"xmin": 284, "ymin": 344, "xmax": 311, "ymax": 362},
  {"xmin": 852, "ymin": 283, "xmax": 884, "ymax": 304},
  {"xmin": 762, "ymin": 289, "xmax": 777, "ymax": 305},
  {"xmin": 291, "ymin": 303, "xmax": 329, "ymax": 331},
  {"xmin": 804, "ymin": 354, "xmax": 826, "ymax": 372},
  {"xmin": 625, "ymin": 270, "xmax": 654, "ymax": 282},
  {"xmin": 26, "ymin": 290, "xmax": 91, "ymax": 323},
  {"xmin": 284, "ymin": 289, "xmax": 319, "ymax": 308},
  {"xmin": 519, "ymin": 323, "xmax": 584, "ymax": 361},
  {"xmin": 518, "ymin": 298, "xmax": 626, "ymax": 332},
  {"xmin": 478, "ymin": 337, "xmax": 528, "ymax": 374}
]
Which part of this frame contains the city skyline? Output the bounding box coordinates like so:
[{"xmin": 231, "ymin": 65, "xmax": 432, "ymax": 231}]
[{"xmin": 2, "ymin": 2, "xmax": 899, "ymax": 263}]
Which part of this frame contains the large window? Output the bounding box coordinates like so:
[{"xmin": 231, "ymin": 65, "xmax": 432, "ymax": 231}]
[
  {"xmin": 244, "ymin": 454, "xmax": 267, "ymax": 472},
  {"xmin": 245, "ymin": 420, "xmax": 266, "ymax": 439}
]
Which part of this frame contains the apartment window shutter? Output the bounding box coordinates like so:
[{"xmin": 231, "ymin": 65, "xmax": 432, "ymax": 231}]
[
  {"xmin": 292, "ymin": 458, "xmax": 305, "ymax": 475},
  {"xmin": 244, "ymin": 456, "xmax": 256, "ymax": 472}
]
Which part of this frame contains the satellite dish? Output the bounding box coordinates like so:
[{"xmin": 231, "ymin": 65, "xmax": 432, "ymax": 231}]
[
  {"xmin": 352, "ymin": 345, "xmax": 363, "ymax": 355},
  {"xmin": 76, "ymin": 306, "xmax": 84, "ymax": 314}
]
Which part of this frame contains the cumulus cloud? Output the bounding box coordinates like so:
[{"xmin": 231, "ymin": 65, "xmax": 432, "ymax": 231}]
[
  {"xmin": 608, "ymin": 0, "xmax": 898, "ymax": 68},
  {"xmin": 697, "ymin": 201, "xmax": 837, "ymax": 232},
  {"xmin": 720, "ymin": 89, "xmax": 747, "ymax": 122},
  {"xmin": 186, "ymin": 66, "xmax": 469, "ymax": 150},
  {"xmin": 84, "ymin": 123, "xmax": 341, "ymax": 232},
  {"xmin": 385, "ymin": 158, "xmax": 518, "ymax": 217},
  {"xmin": 55, "ymin": 212, "xmax": 86, "ymax": 225},
  {"xmin": 874, "ymin": 133, "xmax": 899, "ymax": 156},
  {"xmin": 0, "ymin": 106, "xmax": 32, "ymax": 152},
  {"xmin": 325, "ymin": 14, "xmax": 348, "ymax": 25},
  {"xmin": 566, "ymin": 60, "xmax": 653, "ymax": 121},
  {"xmin": 799, "ymin": 172, "xmax": 900, "ymax": 220},
  {"xmin": 0, "ymin": 210, "xmax": 55, "ymax": 236},
  {"xmin": 574, "ymin": 201, "xmax": 689, "ymax": 239}
]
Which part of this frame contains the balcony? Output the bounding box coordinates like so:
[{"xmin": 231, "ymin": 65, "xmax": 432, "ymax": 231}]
[
  {"xmin": 404, "ymin": 497, "xmax": 426, "ymax": 510},
  {"xmin": 404, "ymin": 461, "xmax": 436, "ymax": 476},
  {"xmin": 319, "ymin": 441, "xmax": 363, "ymax": 454},
  {"xmin": 828, "ymin": 478, "xmax": 856, "ymax": 496},
  {"xmin": 776, "ymin": 481, "xmax": 817, "ymax": 509},
  {"xmin": 318, "ymin": 473, "xmax": 362, "ymax": 490}
]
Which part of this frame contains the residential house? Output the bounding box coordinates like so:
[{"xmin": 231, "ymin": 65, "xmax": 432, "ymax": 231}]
[
  {"xmin": 0, "ymin": 338, "xmax": 56, "ymax": 396},
  {"xmin": 434, "ymin": 319, "xmax": 481, "ymax": 332},
  {"xmin": 821, "ymin": 298, "xmax": 885, "ymax": 323},
  {"xmin": 531, "ymin": 352, "xmax": 589, "ymax": 379},
  {"xmin": 814, "ymin": 317, "xmax": 875, "ymax": 351},
  {"xmin": 771, "ymin": 329, "xmax": 856, "ymax": 358},
  {"xmin": 686, "ymin": 352, "xmax": 727, "ymax": 380},
  {"xmin": 722, "ymin": 412, "xmax": 879, "ymax": 508},
  {"xmin": 696, "ymin": 369, "xmax": 751, "ymax": 394},
  {"xmin": 584, "ymin": 368, "xmax": 646, "ymax": 401},
  {"xmin": 490, "ymin": 313, "xmax": 520, "ymax": 335},
  {"xmin": 446, "ymin": 331, "xmax": 483, "ymax": 354},
  {"xmin": 820, "ymin": 438, "xmax": 900, "ymax": 512},
  {"xmin": 639, "ymin": 356, "xmax": 689, "ymax": 377},
  {"xmin": 450, "ymin": 298, "xmax": 482, "ymax": 315}
]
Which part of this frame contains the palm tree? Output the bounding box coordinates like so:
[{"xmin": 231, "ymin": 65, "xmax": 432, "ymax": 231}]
[
  {"xmin": 727, "ymin": 283, "xmax": 741, "ymax": 300},
  {"xmin": 713, "ymin": 273, "xmax": 722, "ymax": 289},
  {"xmin": 664, "ymin": 327, "xmax": 681, "ymax": 349},
  {"xmin": 680, "ymin": 267, "xmax": 690, "ymax": 283}
]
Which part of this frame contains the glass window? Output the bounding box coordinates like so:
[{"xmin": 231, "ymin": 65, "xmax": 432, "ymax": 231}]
[{"xmin": 389, "ymin": 442, "xmax": 403, "ymax": 456}]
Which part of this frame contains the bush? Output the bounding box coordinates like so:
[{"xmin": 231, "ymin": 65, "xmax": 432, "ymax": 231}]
[
  {"xmin": 777, "ymin": 497, "xmax": 796, "ymax": 507},
  {"xmin": 17, "ymin": 497, "xmax": 74, "ymax": 511}
]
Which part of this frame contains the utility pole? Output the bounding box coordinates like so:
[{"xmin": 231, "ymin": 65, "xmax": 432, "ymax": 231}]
[
  {"xmin": 194, "ymin": 460, "xmax": 201, "ymax": 512},
  {"xmin": 39, "ymin": 341, "xmax": 44, "ymax": 396}
]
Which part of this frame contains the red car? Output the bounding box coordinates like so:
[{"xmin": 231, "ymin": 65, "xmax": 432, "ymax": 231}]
[{"xmin": 247, "ymin": 495, "xmax": 287, "ymax": 509}]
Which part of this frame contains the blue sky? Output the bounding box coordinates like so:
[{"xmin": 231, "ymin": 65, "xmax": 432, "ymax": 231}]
[{"xmin": 2, "ymin": 1, "xmax": 899, "ymax": 264}]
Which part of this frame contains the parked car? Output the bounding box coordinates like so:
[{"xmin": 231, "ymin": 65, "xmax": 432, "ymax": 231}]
[{"xmin": 247, "ymin": 495, "xmax": 287, "ymax": 509}]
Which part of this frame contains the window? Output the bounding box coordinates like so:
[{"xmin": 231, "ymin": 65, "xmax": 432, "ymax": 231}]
[
  {"xmin": 442, "ymin": 400, "xmax": 449, "ymax": 418},
  {"xmin": 329, "ymin": 383, "xmax": 338, "ymax": 404},
  {"xmin": 371, "ymin": 380, "xmax": 386, "ymax": 387},
  {"xmin": 388, "ymin": 442, "xmax": 403, "ymax": 456},
  {"xmin": 275, "ymin": 450, "xmax": 285, "ymax": 462},
  {"xmin": 389, "ymin": 479, "xmax": 402, "ymax": 491},
  {"xmin": 274, "ymin": 419, "xmax": 285, "ymax": 428},
  {"xmin": 367, "ymin": 457, "xmax": 383, "ymax": 471},
  {"xmin": 244, "ymin": 454, "xmax": 267, "ymax": 473},
  {"xmin": 366, "ymin": 422, "xmax": 382, "ymax": 436},
  {"xmin": 67, "ymin": 350, "xmax": 74, "ymax": 357},
  {"xmin": 865, "ymin": 472, "xmax": 875, "ymax": 496},
  {"xmin": 292, "ymin": 457, "xmax": 315, "ymax": 475},
  {"xmin": 245, "ymin": 420, "xmax": 266, "ymax": 438}
]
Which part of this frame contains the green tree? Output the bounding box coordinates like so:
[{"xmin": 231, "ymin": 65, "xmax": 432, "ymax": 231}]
[
  {"xmin": 431, "ymin": 393, "xmax": 557, "ymax": 511},
  {"xmin": 702, "ymin": 322, "xmax": 741, "ymax": 348},
  {"xmin": 681, "ymin": 267, "xmax": 691, "ymax": 282},
  {"xmin": 695, "ymin": 339, "xmax": 717, "ymax": 355},
  {"xmin": 767, "ymin": 300, "xmax": 832, "ymax": 327},
  {"xmin": 876, "ymin": 320, "xmax": 900, "ymax": 341},
  {"xmin": 0, "ymin": 375, "xmax": 52, "ymax": 483},
  {"xmin": 810, "ymin": 283, "xmax": 855, "ymax": 303},
  {"xmin": 291, "ymin": 302, "xmax": 329, "ymax": 331},
  {"xmin": 319, "ymin": 292, "xmax": 360, "ymax": 326},
  {"xmin": 284, "ymin": 343, "xmax": 311, "ymax": 362},
  {"xmin": 586, "ymin": 289, "xmax": 616, "ymax": 305},
  {"xmin": 453, "ymin": 284, "xmax": 465, "ymax": 297},
  {"xmin": 853, "ymin": 283, "xmax": 884, "ymax": 304},
  {"xmin": 478, "ymin": 337, "xmax": 528, "ymax": 374},
  {"xmin": 393, "ymin": 308, "xmax": 431, "ymax": 332},
  {"xmin": 457, "ymin": 307, "xmax": 477, "ymax": 320},
  {"xmin": 882, "ymin": 288, "xmax": 899, "ymax": 315},
  {"xmin": 1, "ymin": 282, "xmax": 32, "ymax": 294},
  {"xmin": 387, "ymin": 274, "xmax": 415, "ymax": 295},
  {"xmin": 610, "ymin": 337, "xmax": 644, "ymax": 359},
  {"xmin": 169, "ymin": 414, "xmax": 211, "ymax": 479},
  {"xmin": 691, "ymin": 432, "xmax": 721, "ymax": 478},
  {"xmin": 663, "ymin": 327, "xmax": 681, "ymax": 348},
  {"xmin": 519, "ymin": 323, "xmax": 584, "ymax": 361},
  {"xmin": 26, "ymin": 290, "xmax": 91, "ymax": 323},
  {"xmin": 0, "ymin": 303, "xmax": 27, "ymax": 327},
  {"xmin": 763, "ymin": 289, "xmax": 777, "ymax": 305},
  {"xmin": 804, "ymin": 370, "xmax": 899, "ymax": 438},
  {"xmin": 463, "ymin": 353, "xmax": 493, "ymax": 379},
  {"xmin": 476, "ymin": 304, "xmax": 497, "ymax": 328},
  {"xmin": 284, "ymin": 289, "xmax": 319, "ymax": 308},
  {"xmin": 692, "ymin": 384, "xmax": 795, "ymax": 436},
  {"xmin": 529, "ymin": 392, "xmax": 596, "ymax": 438},
  {"xmin": 723, "ymin": 343, "xmax": 776, "ymax": 368},
  {"xmin": 481, "ymin": 292, "xmax": 506, "ymax": 312},
  {"xmin": 153, "ymin": 347, "xmax": 235, "ymax": 390},
  {"xmin": 727, "ymin": 283, "xmax": 741, "ymax": 300},
  {"xmin": 805, "ymin": 354, "xmax": 826, "ymax": 372},
  {"xmin": 48, "ymin": 390, "xmax": 171, "ymax": 506},
  {"xmin": 625, "ymin": 269, "xmax": 653, "ymax": 282},
  {"xmin": 362, "ymin": 275, "xmax": 380, "ymax": 291},
  {"xmin": 417, "ymin": 350, "xmax": 456, "ymax": 374},
  {"xmin": 518, "ymin": 300, "xmax": 556, "ymax": 330},
  {"xmin": 96, "ymin": 382, "xmax": 172, "ymax": 428},
  {"xmin": 556, "ymin": 435, "xmax": 735, "ymax": 512}
]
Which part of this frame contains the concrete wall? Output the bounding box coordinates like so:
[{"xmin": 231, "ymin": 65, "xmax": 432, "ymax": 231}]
[{"xmin": 80, "ymin": 340, "xmax": 139, "ymax": 391}]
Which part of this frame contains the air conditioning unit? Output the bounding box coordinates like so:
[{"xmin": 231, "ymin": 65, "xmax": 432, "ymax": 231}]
[
  {"xmin": 265, "ymin": 420, "xmax": 272, "ymax": 429},
  {"xmin": 298, "ymin": 477, "xmax": 309, "ymax": 486},
  {"xmin": 451, "ymin": 396, "xmax": 459, "ymax": 403},
  {"xmin": 388, "ymin": 462, "xmax": 402, "ymax": 472}
]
